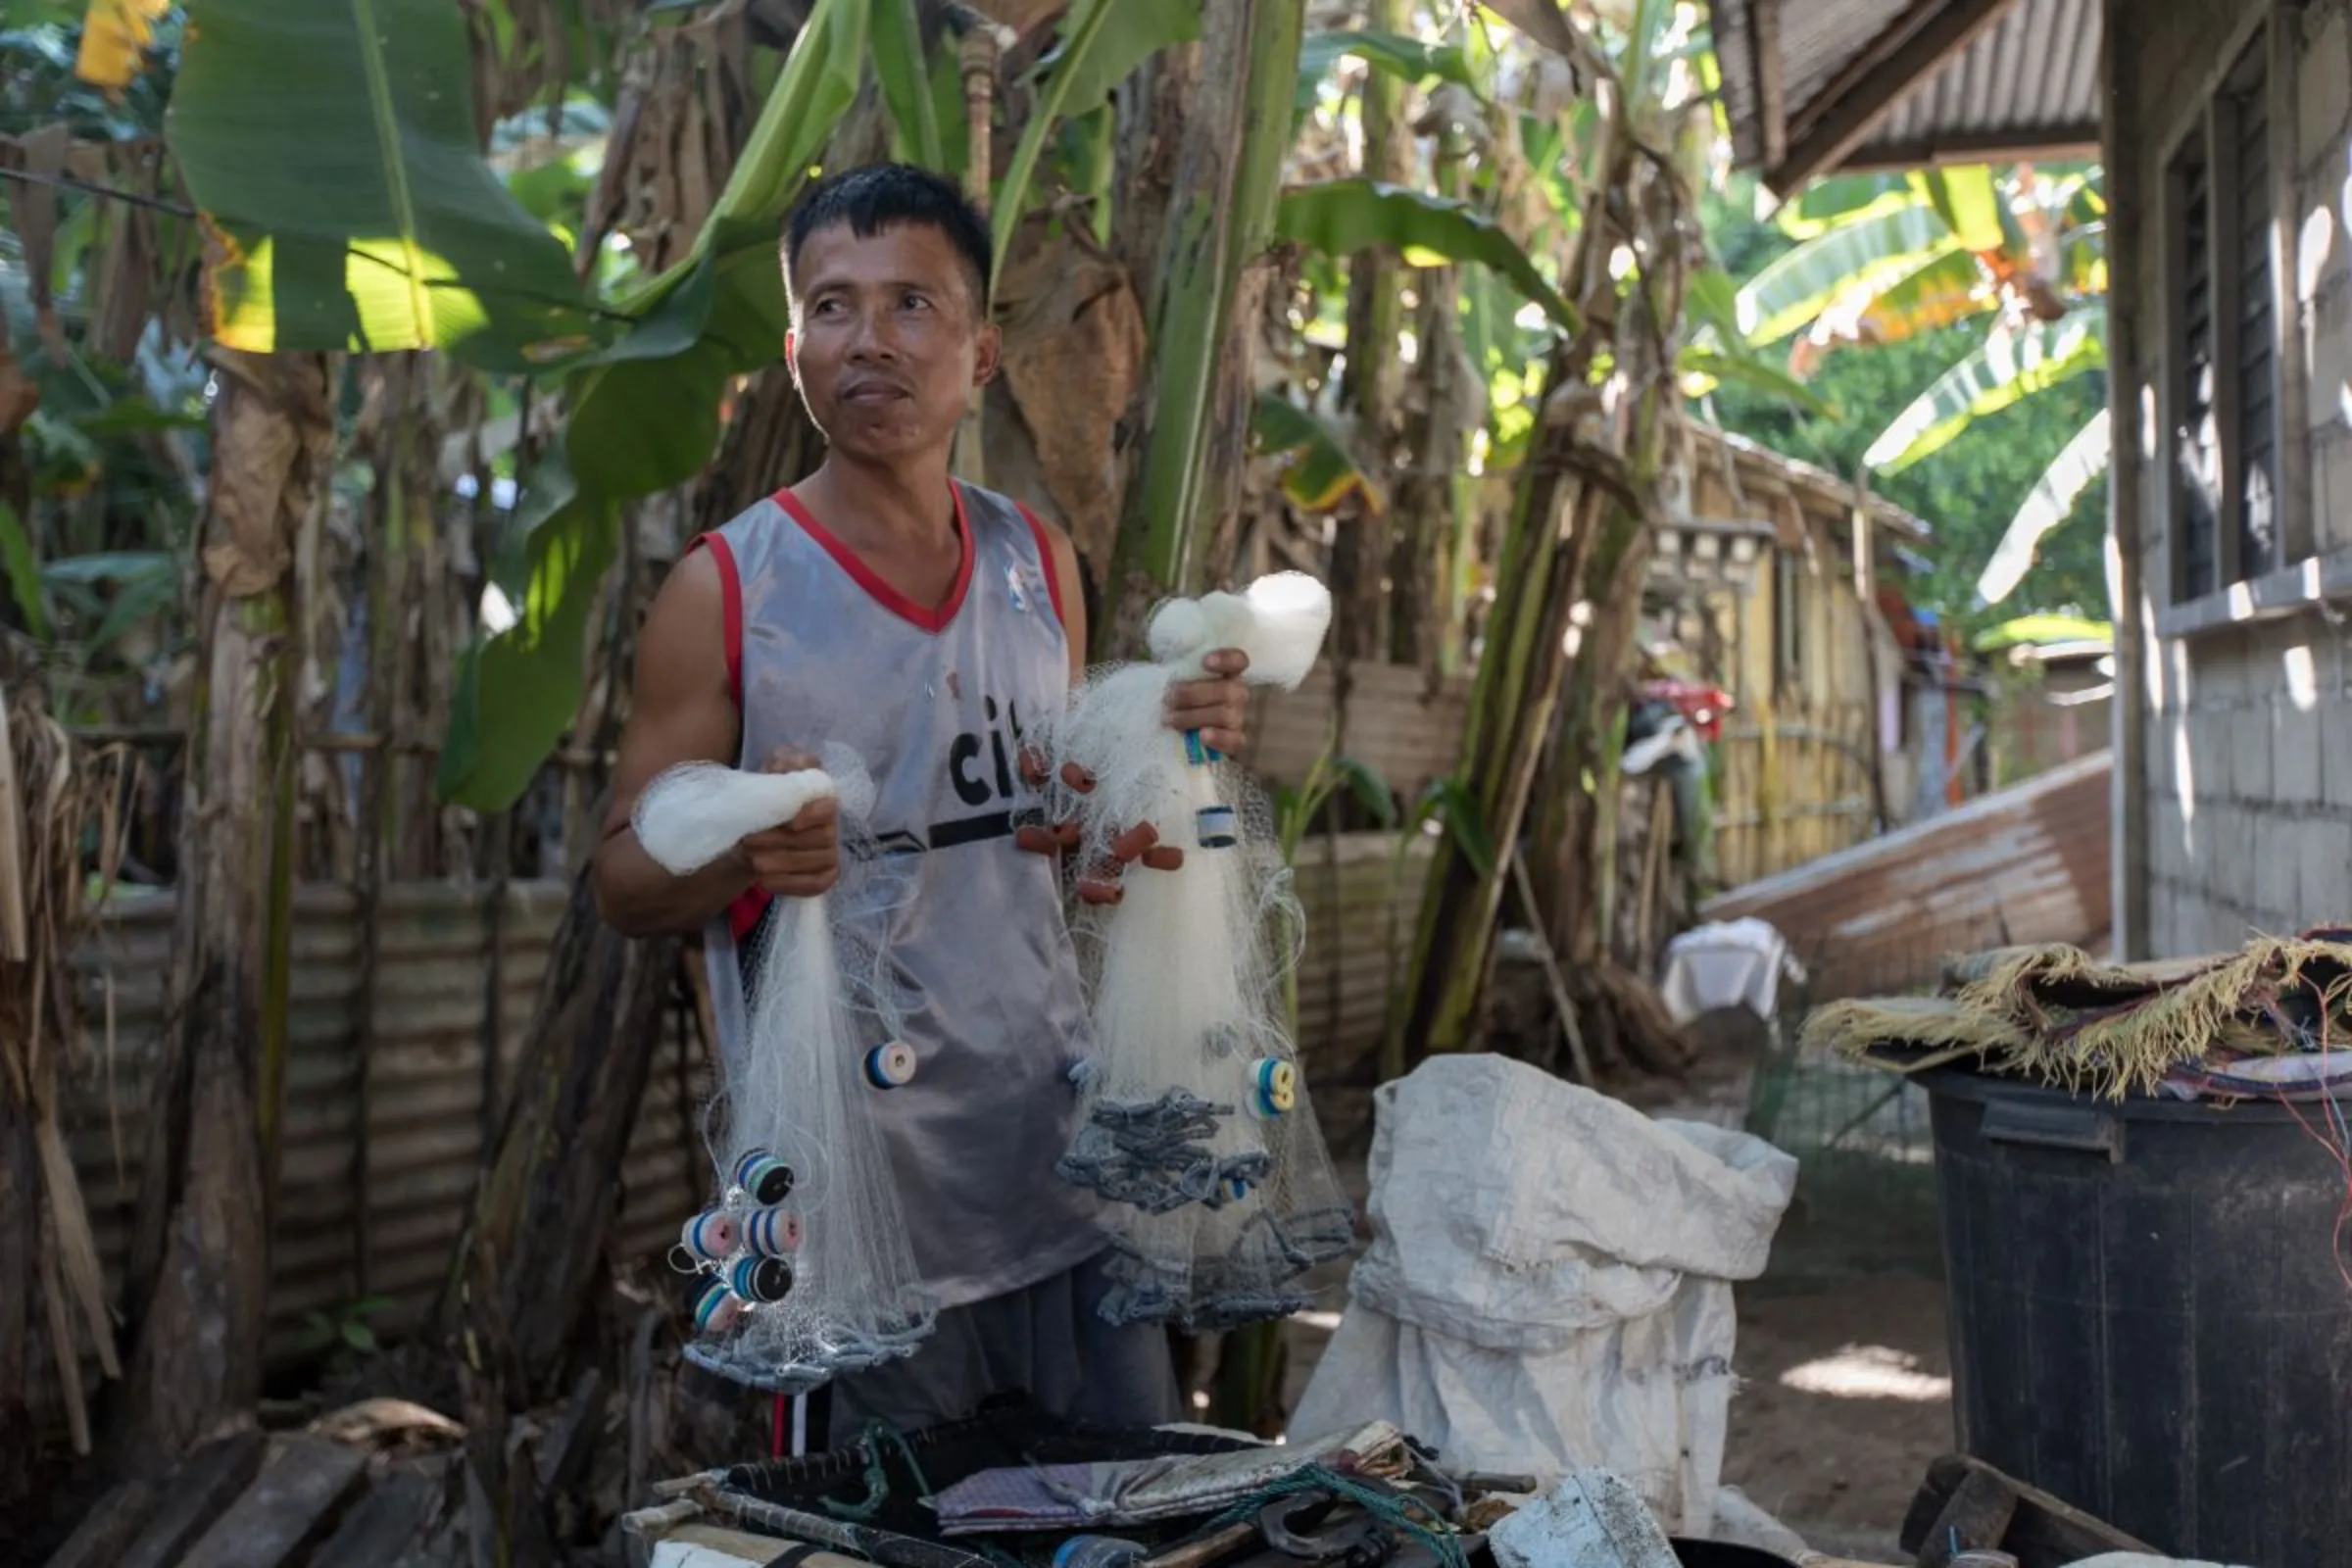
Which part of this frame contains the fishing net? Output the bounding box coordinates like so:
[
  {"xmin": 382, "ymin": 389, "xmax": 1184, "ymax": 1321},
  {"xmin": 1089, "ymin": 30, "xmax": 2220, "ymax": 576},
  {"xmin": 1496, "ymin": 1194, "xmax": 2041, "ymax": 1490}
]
[
  {"xmin": 1036, "ymin": 573, "xmax": 1355, "ymax": 1329},
  {"xmin": 633, "ymin": 751, "xmax": 936, "ymax": 1390}
]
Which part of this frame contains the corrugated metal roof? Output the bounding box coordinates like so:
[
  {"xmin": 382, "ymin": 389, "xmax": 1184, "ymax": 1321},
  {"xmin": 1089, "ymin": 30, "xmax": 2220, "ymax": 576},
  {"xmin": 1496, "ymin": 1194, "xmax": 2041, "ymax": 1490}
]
[
  {"xmin": 1699, "ymin": 748, "xmax": 2112, "ymax": 999},
  {"xmin": 1708, "ymin": 0, "xmax": 2102, "ymax": 185},
  {"xmin": 1855, "ymin": 0, "xmax": 2101, "ymax": 166}
]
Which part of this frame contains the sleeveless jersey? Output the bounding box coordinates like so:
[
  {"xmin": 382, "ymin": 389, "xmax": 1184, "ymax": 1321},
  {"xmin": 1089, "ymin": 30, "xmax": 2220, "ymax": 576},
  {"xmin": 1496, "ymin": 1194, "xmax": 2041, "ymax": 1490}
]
[{"xmin": 692, "ymin": 481, "xmax": 1102, "ymax": 1310}]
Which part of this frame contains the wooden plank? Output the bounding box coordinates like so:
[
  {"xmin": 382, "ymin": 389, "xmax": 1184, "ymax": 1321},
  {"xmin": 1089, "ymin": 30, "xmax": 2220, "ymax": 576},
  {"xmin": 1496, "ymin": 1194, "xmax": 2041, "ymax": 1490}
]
[
  {"xmin": 41, "ymin": 1476, "xmax": 163, "ymax": 1568},
  {"xmin": 308, "ymin": 1464, "xmax": 444, "ymax": 1568},
  {"xmin": 1898, "ymin": 1455, "xmax": 2156, "ymax": 1568},
  {"xmin": 1913, "ymin": 1466, "xmax": 2017, "ymax": 1568},
  {"xmin": 177, "ymin": 1435, "xmax": 371, "ymax": 1568},
  {"xmin": 114, "ymin": 1430, "xmax": 270, "ymax": 1568}
]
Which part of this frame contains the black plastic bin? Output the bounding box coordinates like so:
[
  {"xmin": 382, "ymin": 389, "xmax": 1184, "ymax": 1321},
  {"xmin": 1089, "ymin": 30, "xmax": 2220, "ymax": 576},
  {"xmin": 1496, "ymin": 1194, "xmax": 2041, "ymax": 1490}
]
[{"xmin": 1923, "ymin": 1068, "xmax": 2352, "ymax": 1566}]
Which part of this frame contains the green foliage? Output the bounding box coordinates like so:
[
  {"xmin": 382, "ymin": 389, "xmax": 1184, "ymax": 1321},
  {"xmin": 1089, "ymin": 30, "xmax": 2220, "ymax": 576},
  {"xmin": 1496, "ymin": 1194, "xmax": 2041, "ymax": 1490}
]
[
  {"xmin": 1275, "ymin": 178, "xmax": 1577, "ymax": 332},
  {"xmin": 0, "ymin": 8, "xmax": 181, "ymax": 138},
  {"xmin": 439, "ymin": 0, "xmax": 868, "ymax": 810},
  {"xmin": 1706, "ymin": 318, "xmax": 2110, "ymax": 624},
  {"xmin": 1703, "ymin": 171, "xmax": 2111, "ymax": 625},
  {"xmin": 163, "ymin": 0, "xmax": 594, "ymax": 369}
]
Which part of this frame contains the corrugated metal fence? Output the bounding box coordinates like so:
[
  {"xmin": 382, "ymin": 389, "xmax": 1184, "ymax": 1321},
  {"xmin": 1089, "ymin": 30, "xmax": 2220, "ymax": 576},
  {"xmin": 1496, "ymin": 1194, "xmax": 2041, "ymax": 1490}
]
[
  {"xmin": 63, "ymin": 881, "xmax": 706, "ymax": 1365},
  {"xmin": 58, "ymin": 837, "xmax": 1426, "ymax": 1394}
]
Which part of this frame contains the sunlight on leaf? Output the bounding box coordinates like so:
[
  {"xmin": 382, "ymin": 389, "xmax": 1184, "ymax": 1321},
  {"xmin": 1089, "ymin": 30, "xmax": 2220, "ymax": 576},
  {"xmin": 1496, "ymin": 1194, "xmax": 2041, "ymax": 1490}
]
[
  {"xmin": 167, "ymin": 0, "xmax": 592, "ymax": 370},
  {"xmin": 1864, "ymin": 310, "xmax": 2106, "ymax": 472},
  {"xmin": 1977, "ymin": 408, "xmax": 2112, "ymax": 608},
  {"xmin": 1252, "ymin": 393, "xmax": 1383, "ymax": 514}
]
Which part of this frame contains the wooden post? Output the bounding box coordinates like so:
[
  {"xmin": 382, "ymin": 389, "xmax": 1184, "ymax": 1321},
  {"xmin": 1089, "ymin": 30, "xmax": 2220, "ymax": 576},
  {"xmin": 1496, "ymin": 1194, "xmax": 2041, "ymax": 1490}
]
[{"xmin": 2105, "ymin": 0, "xmax": 2151, "ymax": 959}]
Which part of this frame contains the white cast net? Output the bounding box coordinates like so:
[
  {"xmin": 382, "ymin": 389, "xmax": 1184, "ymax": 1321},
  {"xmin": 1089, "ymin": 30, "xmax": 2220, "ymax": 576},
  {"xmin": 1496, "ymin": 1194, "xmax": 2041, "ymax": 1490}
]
[
  {"xmin": 632, "ymin": 751, "xmax": 936, "ymax": 1391},
  {"xmin": 1037, "ymin": 573, "xmax": 1355, "ymax": 1329}
]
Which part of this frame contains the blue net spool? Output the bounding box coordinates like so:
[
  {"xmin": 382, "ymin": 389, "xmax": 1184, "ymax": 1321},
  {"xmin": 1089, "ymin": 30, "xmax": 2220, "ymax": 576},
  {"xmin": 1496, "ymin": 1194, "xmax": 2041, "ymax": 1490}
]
[
  {"xmin": 680, "ymin": 1209, "xmax": 740, "ymax": 1261},
  {"xmin": 1249, "ymin": 1057, "xmax": 1297, "ymax": 1119},
  {"xmin": 863, "ymin": 1040, "xmax": 918, "ymax": 1090},
  {"xmin": 693, "ymin": 1279, "xmax": 746, "ymax": 1334},
  {"xmin": 746, "ymin": 1206, "xmax": 803, "ymax": 1257},
  {"xmin": 729, "ymin": 1253, "xmax": 795, "ymax": 1304},
  {"xmin": 1196, "ymin": 804, "xmax": 1239, "ymax": 849},
  {"xmin": 733, "ymin": 1151, "xmax": 796, "ymax": 1205}
]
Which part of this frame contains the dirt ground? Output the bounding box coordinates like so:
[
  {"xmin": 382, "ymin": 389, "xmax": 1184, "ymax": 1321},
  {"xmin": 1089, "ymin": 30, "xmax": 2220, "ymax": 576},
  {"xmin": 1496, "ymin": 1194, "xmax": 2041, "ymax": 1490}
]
[{"xmin": 1720, "ymin": 1277, "xmax": 1951, "ymax": 1560}]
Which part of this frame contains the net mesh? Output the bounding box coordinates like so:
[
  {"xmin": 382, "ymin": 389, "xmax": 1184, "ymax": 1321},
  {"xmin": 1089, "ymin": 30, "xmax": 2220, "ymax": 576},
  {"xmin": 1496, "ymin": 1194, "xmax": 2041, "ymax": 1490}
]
[
  {"xmin": 1036, "ymin": 575, "xmax": 1354, "ymax": 1329},
  {"xmin": 633, "ymin": 752, "xmax": 937, "ymax": 1390}
]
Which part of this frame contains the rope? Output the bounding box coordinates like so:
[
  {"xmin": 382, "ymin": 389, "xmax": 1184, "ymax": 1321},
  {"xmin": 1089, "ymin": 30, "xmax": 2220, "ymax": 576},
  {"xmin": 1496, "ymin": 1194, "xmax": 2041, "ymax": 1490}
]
[
  {"xmin": 1200, "ymin": 1464, "xmax": 1471, "ymax": 1568},
  {"xmin": 822, "ymin": 1420, "xmax": 941, "ymax": 1522}
]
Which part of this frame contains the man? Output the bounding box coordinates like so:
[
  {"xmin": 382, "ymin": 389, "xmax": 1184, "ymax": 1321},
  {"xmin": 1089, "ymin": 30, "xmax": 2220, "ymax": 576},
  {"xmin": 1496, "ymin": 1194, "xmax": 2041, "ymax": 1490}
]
[{"xmin": 593, "ymin": 163, "xmax": 1251, "ymax": 1437}]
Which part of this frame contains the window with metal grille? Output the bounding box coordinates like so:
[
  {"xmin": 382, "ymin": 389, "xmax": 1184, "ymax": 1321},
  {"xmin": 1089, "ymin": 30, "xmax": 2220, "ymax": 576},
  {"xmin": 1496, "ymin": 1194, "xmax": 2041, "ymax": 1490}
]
[
  {"xmin": 2230, "ymin": 44, "xmax": 2278, "ymax": 579},
  {"xmin": 2167, "ymin": 26, "xmax": 2285, "ymax": 603},
  {"xmin": 2173, "ymin": 140, "xmax": 2219, "ymax": 601}
]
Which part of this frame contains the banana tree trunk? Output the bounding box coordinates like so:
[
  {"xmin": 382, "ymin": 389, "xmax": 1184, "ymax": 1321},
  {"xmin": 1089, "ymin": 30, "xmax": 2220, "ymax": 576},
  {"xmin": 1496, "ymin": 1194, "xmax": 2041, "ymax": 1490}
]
[
  {"xmin": 1391, "ymin": 93, "xmax": 1696, "ymax": 1067},
  {"xmin": 1101, "ymin": 0, "xmax": 1306, "ymax": 653},
  {"xmin": 1329, "ymin": 0, "xmax": 1411, "ymax": 662},
  {"xmin": 1385, "ymin": 353, "xmax": 1611, "ymax": 1069},
  {"xmin": 119, "ymin": 349, "xmax": 331, "ymax": 1462}
]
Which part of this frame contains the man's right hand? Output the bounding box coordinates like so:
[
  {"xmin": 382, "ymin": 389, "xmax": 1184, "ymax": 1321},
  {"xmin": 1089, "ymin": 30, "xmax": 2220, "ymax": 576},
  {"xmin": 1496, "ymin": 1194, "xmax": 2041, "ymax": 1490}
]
[{"xmin": 740, "ymin": 747, "xmax": 842, "ymax": 897}]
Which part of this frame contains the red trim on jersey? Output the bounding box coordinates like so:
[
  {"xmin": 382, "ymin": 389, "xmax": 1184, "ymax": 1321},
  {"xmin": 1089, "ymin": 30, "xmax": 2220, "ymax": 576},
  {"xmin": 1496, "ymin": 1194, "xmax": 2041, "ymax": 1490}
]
[
  {"xmin": 1014, "ymin": 502, "xmax": 1066, "ymax": 628},
  {"xmin": 773, "ymin": 481, "xmax": 975, "ymax": 633}
]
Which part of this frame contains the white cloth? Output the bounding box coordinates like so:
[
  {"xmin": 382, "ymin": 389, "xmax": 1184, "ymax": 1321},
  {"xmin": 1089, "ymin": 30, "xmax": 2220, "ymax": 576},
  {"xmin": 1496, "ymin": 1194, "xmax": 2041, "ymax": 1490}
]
[
  {"xmin": 1658, "ymin": 917, "xmax": 1802, "ymax": 1025},
  {"xmin": 1289, "ymin": 1055, "xmax": 1798, "ymax": 1536}
]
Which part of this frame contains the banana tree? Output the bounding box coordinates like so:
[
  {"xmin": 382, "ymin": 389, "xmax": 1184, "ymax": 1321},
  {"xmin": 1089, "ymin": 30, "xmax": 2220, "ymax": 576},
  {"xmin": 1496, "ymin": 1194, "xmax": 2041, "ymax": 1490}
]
[
  {"xmin": 1736, "ymin": 162, "xmax": 2110, "ymax": 606},
  {"xmin": 1389, "ymin": 0, "xmax": 1713, "ymax": 1066}
]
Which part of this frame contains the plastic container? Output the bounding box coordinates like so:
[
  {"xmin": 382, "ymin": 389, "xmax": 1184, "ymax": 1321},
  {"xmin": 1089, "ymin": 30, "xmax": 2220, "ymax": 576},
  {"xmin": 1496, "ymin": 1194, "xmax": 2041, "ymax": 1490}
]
[{"xmin": 1922, "ymin": 1068, "xmax": 2352, "ymax": 1566}]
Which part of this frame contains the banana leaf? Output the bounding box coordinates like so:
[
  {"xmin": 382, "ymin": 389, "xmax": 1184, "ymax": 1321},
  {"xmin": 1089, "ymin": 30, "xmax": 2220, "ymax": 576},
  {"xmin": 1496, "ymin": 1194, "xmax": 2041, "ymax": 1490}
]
[
  {"xmin": 166, "ymin": 0, "xmax": 594, "ymax": 372},
  {"xmin": 437, "ymin": 0, "xmax": 867, "ymax": 811},
  {"xmin": 1252, "ymin": 393, "xmax": 1382, "ymax": 513},
  {"xmin": 992, "ymin": 0, "xmax": 1200, "ymax": 294},
  {"xmin": 1976, "ymin": 408, "xmax": 2111, "ymax": 607},
  {"xmin": 1736, "ymin": 196, "xmax": 1957, "ymax": 345},
  {"xmin": 1295, "ymin": 27, "xmax": 1474, "ymax": 114},
  {"xmin": 1863, "ymin": 308, "xmax": 2106, "ymax": 472},
  {"xmin": 1277, "ymin": 178, "xmax": 1578, "ymax": 333}
]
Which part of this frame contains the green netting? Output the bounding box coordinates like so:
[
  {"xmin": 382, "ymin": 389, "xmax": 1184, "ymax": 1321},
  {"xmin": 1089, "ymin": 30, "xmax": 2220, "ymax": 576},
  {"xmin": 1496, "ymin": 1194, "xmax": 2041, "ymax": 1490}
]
[{"xmin": 1745, "ymin": 1014, "xmax": 1943, "ymax": 1288}]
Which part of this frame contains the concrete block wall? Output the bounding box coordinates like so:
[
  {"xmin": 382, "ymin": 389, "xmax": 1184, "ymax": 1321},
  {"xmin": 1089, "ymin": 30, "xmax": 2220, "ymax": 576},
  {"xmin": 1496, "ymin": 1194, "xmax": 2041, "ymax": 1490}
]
[{"xmin": 2133, "ymin": 0, "xmax": 2352, "ymax": 957}]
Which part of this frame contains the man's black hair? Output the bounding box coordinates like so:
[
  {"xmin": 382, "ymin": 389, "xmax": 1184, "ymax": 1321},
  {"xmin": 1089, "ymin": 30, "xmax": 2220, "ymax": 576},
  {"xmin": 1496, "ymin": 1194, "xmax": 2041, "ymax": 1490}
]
[{"xmin": 784, "ymin": 163, "xmax": 995, "ymax": 315}]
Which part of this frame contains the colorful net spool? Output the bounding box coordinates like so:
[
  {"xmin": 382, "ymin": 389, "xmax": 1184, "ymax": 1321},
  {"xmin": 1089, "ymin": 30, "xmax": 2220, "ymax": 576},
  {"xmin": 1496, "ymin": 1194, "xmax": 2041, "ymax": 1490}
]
[
  {"xmin": 1249, "ymin": 1056, "xmax": 1297, "ymax": 1118},
  {"xmin": 729, "ymin": 1253, "xmax": 795, "ymax": 1304},
  {"xmin": 693, "ymin": 1279, "xmax": 745, "ymax": 1335},
  {"xmin": 863, "ymin": 1040, "xmax": 917, "ymax": 1089},
  {"xmin": 680, "ymin": 1209, "xmax": 740, "ymax": 1261},
  {"xmin": 733, "ymin": 1150, "xmax": 796, "ymax": 1205},
  {"xmin": 746, "ymin": 1206, "xmax": 803, "ymax": 1257},
  {"xmin": 1195, "ymin": 804, "xmax": 1238, "ymax": 849}
]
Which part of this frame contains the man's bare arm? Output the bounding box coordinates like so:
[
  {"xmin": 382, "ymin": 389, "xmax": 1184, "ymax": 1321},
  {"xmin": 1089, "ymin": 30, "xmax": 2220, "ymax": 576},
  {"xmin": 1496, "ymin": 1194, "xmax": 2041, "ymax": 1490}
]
[{"xmin": 591, "ymin": 550, "xmax": 759, "ymax": 936}]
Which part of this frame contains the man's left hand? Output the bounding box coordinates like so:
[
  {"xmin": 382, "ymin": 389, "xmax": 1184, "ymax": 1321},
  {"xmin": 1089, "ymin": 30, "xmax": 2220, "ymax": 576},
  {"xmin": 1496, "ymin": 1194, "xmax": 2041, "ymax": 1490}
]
[{"xmin": 1166, "ymin": 648, "xmax": 1250, "ymax": 755}]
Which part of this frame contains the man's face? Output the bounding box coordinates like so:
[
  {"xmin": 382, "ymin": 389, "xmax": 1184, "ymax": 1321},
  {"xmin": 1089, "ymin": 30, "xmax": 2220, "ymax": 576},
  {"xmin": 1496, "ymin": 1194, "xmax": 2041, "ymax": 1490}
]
[{"xmin": 787, "ymin": 220, "xmax": 998, "ymax": 464}]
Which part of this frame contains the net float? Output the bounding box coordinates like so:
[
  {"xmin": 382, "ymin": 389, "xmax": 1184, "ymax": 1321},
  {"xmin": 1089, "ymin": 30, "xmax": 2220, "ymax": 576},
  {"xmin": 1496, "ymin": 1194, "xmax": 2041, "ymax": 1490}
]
[
  {"xmin": 733, "ymin": 1151, "xmax": 796, "ymax": 1205},
  {"xmin": 863, "ymin": 1041, "xmax": 918, "ymax": 1089},
  {"xmin": 1250, "ymin": 1057, "xmax": 1297, "ymax": 1118},
  {"xmin": 729, "ymin": 1253, "xmax": 795, "ymax": 1303},
  {"xmin": 680, "ymin": 1209, "xmax": 740, "ymax": 1261},
  {"xmin": 746, "ymin": 1206, "xmax": 803, "ymax": 1256},
  {"xmin": 692, "ymin": 1279, "xmax": 746, "ymax": 1334}
]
